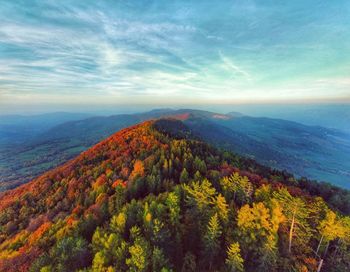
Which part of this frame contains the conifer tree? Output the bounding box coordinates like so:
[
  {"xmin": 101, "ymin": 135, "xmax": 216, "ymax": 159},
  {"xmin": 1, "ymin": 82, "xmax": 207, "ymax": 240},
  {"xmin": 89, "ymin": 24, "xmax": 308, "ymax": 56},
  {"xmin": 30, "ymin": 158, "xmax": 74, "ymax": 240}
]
[
  {"xmin": 203, "ymin": 213, "xmax": 222, "ymax": 270},
  {"xmin": 226, "ymin": 242, "xmax": 244, "ymax": 272},
  {"xmin": 179, "ymin": 168, "xmax": 189, "ymax": 184},
  {"xmin": 166, "ymin": 192, "xmax": 181, "ymax": 226},
  {"xmin": 183, "ymin": 179, "xmax": 216, "ymax": 212},
  {"xmin": 110, "ymin": 212, "xmax": 126, "ymax": 234},
  {"xmin": 273, "ymin": 188, "xmax": 310, "ymax": 254},
  {"xmin": 220, "ymin": 173, "xmax": 253, "ymax": 204},
  {"xmin": 237, "ymin": 201, "xmax": 283, "ymax": 269},
  {"xmin": 320, "ymin": 211, "xmax": 347, "ymax": 254},
  {"xmin": 152, "ymin": 247, "xmax": 170, "ymax": 271},
  {"xmin": 215, "ymin": 193, "xmax": 229, "ymax": 223},
  {"xmin": 126, "ymin": 226, "xmax": 150, "ymax": 272}
]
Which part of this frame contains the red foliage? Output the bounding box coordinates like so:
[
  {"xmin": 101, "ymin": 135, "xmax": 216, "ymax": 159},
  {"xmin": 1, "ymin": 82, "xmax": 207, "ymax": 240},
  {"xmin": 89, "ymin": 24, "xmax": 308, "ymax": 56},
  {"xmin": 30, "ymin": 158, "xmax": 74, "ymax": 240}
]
[
  {"xmin": 95, "ymin": 193, "xmax": 108, "ymax": 205},
  {"xmin": 72, "ymin": 205, "xmax": 83, "ymax": 216},
  {"xmin": 85, "ymin": 204, "xmax": 102, "ymax": 220},
  {"xmin": 112, "ymin": 179, "xmax": 126, "ymax": 188},
  {"xmin": 239, "ymin": 171, "xmax": 262, "ymax": 185},
  {"xmin": 0, "ymin": 119, "xmax": 332, "ymax": 271},
  {"xmin": 27, "ymin": 222, "xmax": 51, "ymax": 246},
  {"xmin": 66, "ymin": 216, "xmax": 77, "ymax": 226},
  {"xmin": 219, "ymin": 163, "xmax": 236, "ymax": 177},
  {"xmin": 129, "ymin": 160, "xmax": 145, "ymax": 181},
  {"xmin": 93, "ymin": 174, "xmax": 107, "ymax": 190},
  {"xmin": 0, "ymin": 247, "xmax": 41, "ymax": 272},
  {"xmin": 303, "ymin": 257, "xmax": 318, "ymax": 271},
  {"xmin": 67, "ymin": 178, "xmax": 80, "ymax": 201},
  {"xmin": 120, "ymin": 167, "xmax": 130, "ymax": 179}
]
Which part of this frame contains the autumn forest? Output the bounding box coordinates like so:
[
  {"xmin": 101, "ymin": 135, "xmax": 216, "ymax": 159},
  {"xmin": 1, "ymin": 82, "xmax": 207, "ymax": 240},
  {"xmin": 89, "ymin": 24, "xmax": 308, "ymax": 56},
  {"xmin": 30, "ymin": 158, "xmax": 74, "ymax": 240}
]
[{"xmin": 0, "ymin": 119, "xmax": 349, "ymax": 272}]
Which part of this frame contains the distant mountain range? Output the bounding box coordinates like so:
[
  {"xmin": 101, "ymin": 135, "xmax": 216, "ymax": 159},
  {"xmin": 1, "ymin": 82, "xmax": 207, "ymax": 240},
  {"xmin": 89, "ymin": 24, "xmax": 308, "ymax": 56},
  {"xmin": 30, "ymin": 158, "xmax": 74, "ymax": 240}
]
[
  {"xmin": 0, "ymin": 112, "xmax": 92, "ymax": 145},
  {"xmin": 224, "ymin": 104, "xmax": 350, "ymax": 133},
  {"xmin": 0, "ymin": 109, "xmax": 349, "ymax": 190}
]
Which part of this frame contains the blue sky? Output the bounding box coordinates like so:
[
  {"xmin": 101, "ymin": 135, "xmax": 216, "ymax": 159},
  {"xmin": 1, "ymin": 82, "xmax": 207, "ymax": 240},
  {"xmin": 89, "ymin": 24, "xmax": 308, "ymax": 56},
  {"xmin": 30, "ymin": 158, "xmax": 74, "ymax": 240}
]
[{"xmin": 0, "ymin": 0, "xmax": 349, "ymax": 112}]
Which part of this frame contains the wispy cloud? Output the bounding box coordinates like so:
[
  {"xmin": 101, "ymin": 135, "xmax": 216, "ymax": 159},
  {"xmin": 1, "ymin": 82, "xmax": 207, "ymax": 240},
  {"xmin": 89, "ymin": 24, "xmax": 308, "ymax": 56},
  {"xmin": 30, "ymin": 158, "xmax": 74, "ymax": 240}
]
[
  {"xmin": 218, "ymin": 51, "xmax": 251, "ymax": 80},
  {"xmin": 0, "ymin": 0, "xmax": 349, "ymax": 108}
]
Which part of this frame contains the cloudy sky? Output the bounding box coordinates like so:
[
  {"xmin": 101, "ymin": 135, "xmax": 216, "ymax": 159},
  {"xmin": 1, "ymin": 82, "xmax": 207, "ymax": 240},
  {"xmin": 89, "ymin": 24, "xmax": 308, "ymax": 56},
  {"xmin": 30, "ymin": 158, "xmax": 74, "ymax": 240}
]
[{"xmin": 0, "ymin": 0, "xmax": 349, "ymax": 112}]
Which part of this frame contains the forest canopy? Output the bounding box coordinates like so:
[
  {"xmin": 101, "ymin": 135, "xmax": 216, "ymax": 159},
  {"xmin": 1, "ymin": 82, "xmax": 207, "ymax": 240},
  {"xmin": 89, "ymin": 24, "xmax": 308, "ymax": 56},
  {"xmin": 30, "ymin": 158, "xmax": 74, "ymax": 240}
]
[{"xmin": 0, "ymin": 119, "xmax": 349, "ymax": 272}]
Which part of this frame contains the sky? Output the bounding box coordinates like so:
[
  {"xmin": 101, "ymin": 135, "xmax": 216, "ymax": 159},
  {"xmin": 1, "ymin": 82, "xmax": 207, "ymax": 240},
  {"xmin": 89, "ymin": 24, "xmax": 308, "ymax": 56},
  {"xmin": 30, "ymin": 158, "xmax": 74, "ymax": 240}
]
[{"xmin": 0, "ymin": 0, "xmax": 350, "ymax": 113}]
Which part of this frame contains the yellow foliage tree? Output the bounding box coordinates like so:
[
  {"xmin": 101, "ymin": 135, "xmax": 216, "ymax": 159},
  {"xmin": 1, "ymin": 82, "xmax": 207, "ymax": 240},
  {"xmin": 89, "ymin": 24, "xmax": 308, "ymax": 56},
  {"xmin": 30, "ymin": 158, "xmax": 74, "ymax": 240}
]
[{"xmin": 226, "ymin": 242, "xmax": 244, "ymax": 272}]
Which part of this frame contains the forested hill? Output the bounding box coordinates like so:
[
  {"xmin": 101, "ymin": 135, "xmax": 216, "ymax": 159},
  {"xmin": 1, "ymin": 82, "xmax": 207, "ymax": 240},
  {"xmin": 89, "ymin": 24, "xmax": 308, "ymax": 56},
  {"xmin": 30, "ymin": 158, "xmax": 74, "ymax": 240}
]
[
  {"xmin": 0, "ymin": 119, "xmax": 349, "ymax": 271},
  {"xmin": 2, "ymin": 109, "xmax": 350, "ymax": 191}
]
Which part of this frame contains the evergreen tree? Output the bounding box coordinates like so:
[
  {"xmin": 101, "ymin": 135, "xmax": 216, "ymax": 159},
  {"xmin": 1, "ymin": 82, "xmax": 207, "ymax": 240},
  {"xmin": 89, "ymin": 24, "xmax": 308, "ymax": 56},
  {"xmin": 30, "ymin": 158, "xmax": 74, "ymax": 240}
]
[
  {"xmin": 166, "ymin": 192, "xmax": 181, "ymax": 226},
  {"xmin": 110, "ymin": 212, "xmax": 126, "ymax": 234},
  {"xmin": 126, "ymin": 226, "xmax": 150, "ymax": 272},
  {"xmin": 273, "ymin": 188, "xmax": 311, "ymax": 255},
  {"xmin": 203, "ymin": 213, "xmax": 222, "ymax": 270},
  {"xmin": 220, "ymin": 173, "xmax": 253, "ymax": 205},
  {"xmin": 152, "ymin": 247, "xmax": 170, "ymax": 271},
  {"xmin": 126, "ymin": 243, "xmax": 148, "ymax": 272},
  {"xmin": 226, "ymin": 242, "xmax": 244, "ymax": 272},
  {"xmin": 193, "ymin": 156, "xmax": 207, "ymax": 175},
  {"xmin": 315, "ymin": 209, "xmax": 347, "ymax": 270},
  {"xmin": 163, "ymin": 159, "xmax": 169, "ymax": 178},
  {"xmin": 179, "ymin": 168, "xmax": 189, "ymax": 184},
  {"xmin": 183, "ymin": 179, "xmax": 216, "ymax": 213},
  {"xmin": 215, "ymin": 193, "xmax": 229, "ymax": 223},
  {"xmin": 237, "ymin": 201, "xmax": 283, "ymax": 270}
]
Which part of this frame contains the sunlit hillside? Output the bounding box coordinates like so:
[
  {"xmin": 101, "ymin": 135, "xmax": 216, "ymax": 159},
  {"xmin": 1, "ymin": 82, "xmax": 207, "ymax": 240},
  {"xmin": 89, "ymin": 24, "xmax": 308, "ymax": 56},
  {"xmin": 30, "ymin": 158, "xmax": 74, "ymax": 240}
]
[{"xmin": 0, "ymin": 119, "xmax": 349, "ymax": 271}]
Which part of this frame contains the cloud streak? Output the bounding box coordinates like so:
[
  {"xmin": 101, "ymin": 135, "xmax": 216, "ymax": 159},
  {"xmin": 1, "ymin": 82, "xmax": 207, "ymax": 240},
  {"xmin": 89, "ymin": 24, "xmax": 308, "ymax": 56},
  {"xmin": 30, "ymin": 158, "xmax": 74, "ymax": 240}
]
[{"xmin": 0, "ymin": 0, "xmax": 349, "ymax": 108}]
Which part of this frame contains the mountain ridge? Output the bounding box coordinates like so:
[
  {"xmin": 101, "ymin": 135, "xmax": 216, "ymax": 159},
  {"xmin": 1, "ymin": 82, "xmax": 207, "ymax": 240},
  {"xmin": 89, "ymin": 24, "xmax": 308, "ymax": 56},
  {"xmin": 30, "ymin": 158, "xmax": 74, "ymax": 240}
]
[
  {"xmin": 1, "ymin": 109, "xmax": 350, "ymax": 190},
  {"xmin": 0, "ymin": 119, "xmax": 349, "ymax": 271}
]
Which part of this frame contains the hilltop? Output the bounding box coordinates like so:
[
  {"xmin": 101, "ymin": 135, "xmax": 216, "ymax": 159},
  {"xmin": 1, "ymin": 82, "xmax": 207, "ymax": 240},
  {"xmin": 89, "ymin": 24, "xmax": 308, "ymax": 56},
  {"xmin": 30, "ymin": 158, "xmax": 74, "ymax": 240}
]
[{"xmin": 0, "ymin": 119, "xmax": 349, "ymax": 271}]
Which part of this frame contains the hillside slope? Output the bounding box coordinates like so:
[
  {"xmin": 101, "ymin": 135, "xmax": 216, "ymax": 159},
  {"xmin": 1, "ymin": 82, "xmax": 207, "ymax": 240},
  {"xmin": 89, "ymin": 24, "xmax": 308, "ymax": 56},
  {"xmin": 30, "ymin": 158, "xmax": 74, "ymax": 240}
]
[
  {"xmin": 0, "ymin": 110, "xmax": 173, "ymax": 190},
  {"xmin": 184, "ymin": 114, "xmax": 350, "ymax": 188},
  {"xmin": 1, "ymin": 109, "xmax": 350, "ymax": 191},
  {"xmin": 0, "ymin": 119, "xmax": 349, "ymax": 272}
]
